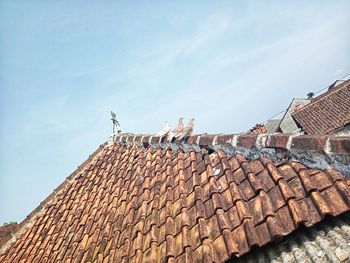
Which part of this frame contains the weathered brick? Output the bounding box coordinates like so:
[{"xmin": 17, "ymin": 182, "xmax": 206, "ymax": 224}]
[
  {"xmin": 142, "ymin": 135, "xmax": 151, "ymax": 143},
  {"xmin": 216, "ymin": 134, "xmax": 235, "ymax": 145},
  {"xmin": 150, "ymin": 136, "xmax": 160, "ymax": 144},
  {"xmin": 329, "ymin": 137, "xmax": 350, "ymax": 154},
  {"xmin": 134, "ymin": 135, "xmax": 143, "ymax": 143},
  {"xmin": 198, "ymin": 135, "xmax": 216, "ymax": 145},
  {"xmin": 266, "ymin": 134, "xmax": 291, "ymax": 149},
  {"xmin": 187, "ymin": 135, "xmax": 200, "ymax": 145},
  {"xmin": 291, "ymin": 135, "xmax": 327, "ymax": 151},
  {"xmin": 237, "ymin": 135, "xmax": 257, "ymax": 147}
]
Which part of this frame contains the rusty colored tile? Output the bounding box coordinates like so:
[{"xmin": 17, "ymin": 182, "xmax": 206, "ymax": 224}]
[
  {"xmin": 266, "ymin": 163, "xmax": 284, "ymax": 182},
  {"xmin": 219, "ymin": 156, "xmax": 231, "ymax": 173},
  {"xmin": 310, "ymin": 191, "xmax": 332, "ymax": 216},
  {"xmin": 254, "ymin": 222, "xmax": 271, "ymax": 246},
  {"xmin": 311, "ymin": 171, "xmax": 334, "ymax": 191},
  {"xmin": 326, "ymin": 169, "xmax": 345, "ymax": 182},
  {"xmin": 228, "ymin": 157, "xmax": 240, "ymax": 172},
  {"xmin": 204, "ymin": 199, "xmax": 215, "ymax": 218},
  {"xmin": 195, "ymin": 200, "xmax": 206, "ymax": 222},
  {"xmin": 242, "ymin": 219, "xmax": 259, "ymax": 247},
  {"xmin": 225, "ymin": 170, "xmax": 235, "ymax": 184},
  {"xmin": 290, "ymin": 162, "xmax": 307, "ymax": 173},
  {"xmin": 297, "ymin": 198, "xmax": 322, "ymax": 227},
  {"xmin": 249, "ymin": 195, "xmax": 264, "ymax": 226},
  {"xmin": 320, "ymin": 186, "xmax": 349, "ymax": 216},
  {"xmin": 216, "ymin": 209, "xmax": 232, "ymax": 231},
  {"xmin": 268, "ymin": 186, "xmax": 286, "ymax": 211},
  {"xmin": 334, "ymin": 180, "xmax": 350, "ymax": 207},
  {"xmin": 239, "ymin": 179, "xmax": 256, "ymax": 201},
  {"xmin": 207, "ymin": 216, "xmax": 221, "ymax": 241},
  {"xmin": 229, "ymin": 182, "xmax": 244, "ymax": 205},
  {"xmin": 226, "ymin": 206, "xmax": 241, "ymax": 230},
  {"xmin": 277, "ymin": 205, "xmax": 296, "ymax": 234},
  {"xmin": 212, "ymin": 235, "xmax": 229, "ymax": 262},
  {"xmin": 2, "ymin": 142, "xmax": 350, "ymax": 263},
  {"xmin": 189, "ymin": 224, "xmax": 202, "ymax": 249},
  {"xmin": 233, "ymin": 168, "xmax": 246, "ymax": 184},
  {"xmin": 240, "ymin": 162, "xmax": 254, "ymax": 175},
  {"xmin": 174, "ymin": 231, "xmax": 183, "ymax": 257},
  {"xmin": 232, "ymin": 224, "xmax": 250, "ymax": 256},
  {"xmin": 249, "ymin": 160, "xmax": 265, "ymax": 174},
  {"xmin": 202, "ymin": 239, "xmax": 216, "ymax": 262},
  {"xmin": 221, "ymin": 188, "xmax": 233, "ymax": 211},
  {"xmin": 288, "ymin": 199, "xmax": 307, "ymax": 225},
  {"xmin": 236, "ymin": 200, "xmax": 252, "ymax": 221},
  {"xmin": 278, "ymin": 179, "xmax": 296, "ymax": 201},
  {"xmin": 247, "ymin": 173, "xmax": 264, "ymax": 192},
  {"xmin": 212, "ymin": 193, "xmax": 225, "ymax": 212},
  {"xmin": 278, "ymin": 164, "xmax": 298, "ymax": 181},
  {"xmin": 288, "ymin": 177, "xmax": 306, "ymax": 200},
  {"xmin": 298, "ymin": 170, "xmax": 317, "ymax": 193},
  {"xmin": 257, "ymin": 169, "xmax": 275, "ymax": 192}
]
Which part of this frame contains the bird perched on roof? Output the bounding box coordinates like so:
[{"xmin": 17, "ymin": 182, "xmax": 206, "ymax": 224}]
[
  {"xmin": 176, "ymin": 118, "xmax": 195, "ymax": 141},
  {"xmin": 156, "ymin": 121, "xmax": 172, "ymax": 137},
  {"xmin": 167, "ymin": 117, "xmax": 184, "ymax": 142}
]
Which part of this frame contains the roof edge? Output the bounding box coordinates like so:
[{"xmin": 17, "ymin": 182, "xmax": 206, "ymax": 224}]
[
  {"xmin": 293, "ymin": 78, "xmax": 350, "ymax": 113},
  {"xmin": 111, "ymin": 133, "xmax": 350, "ymax": 176},
  {"xmin": 0, "ymin": 141, "xmax": 108, "ymax": 254}
]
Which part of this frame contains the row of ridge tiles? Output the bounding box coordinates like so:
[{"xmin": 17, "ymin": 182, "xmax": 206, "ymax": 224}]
[
  {"xmin": 114, "ymin": 133, "xmax": 350, "ymax": 154},
  {"xmin": 1, "ymin": 143, "xmax": 350, "ymax": 263}
]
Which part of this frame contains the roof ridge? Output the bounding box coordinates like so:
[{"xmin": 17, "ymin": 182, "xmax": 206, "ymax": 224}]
[
  {"xmin": 0, "ymin": 141, "xmax": 108, "ymax": 255},
  {"xmin": 111, "ymin": 133, "xmax": 350, "ymax": 177},
  {"xmin": 112, "ymin": 132, "xmax": 350, "ymax": 154},
  {"xmin": 293, "ymin": 78, "xmax": 350, "ymax": 112}
]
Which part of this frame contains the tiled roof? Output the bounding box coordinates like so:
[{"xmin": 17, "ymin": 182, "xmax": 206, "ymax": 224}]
[
  {"xmin": 0, "ymin": 224, "xmax": 18, "ymax": 248},
  {"xmin": 230, "ymin": 213, "xmax": 350, "ymax": 262},
  {"xmin": 1, "ymin": 136, "xmax": 350, "ymax": 262},
  {"xmin": 247, "ymin": 124, "xmax": 267, "ymax": 135},
  {"xmin": 292, "ymin": 79, "xmax": 350, "ymax": 134}
]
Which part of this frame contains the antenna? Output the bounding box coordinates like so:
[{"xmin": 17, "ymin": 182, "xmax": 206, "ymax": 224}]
[{"xmin": 111, "ymin": 111, "xmax": 121, "ymax": 134}]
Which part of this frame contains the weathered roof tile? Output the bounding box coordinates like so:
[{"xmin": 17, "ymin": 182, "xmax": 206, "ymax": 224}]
[
  {"xmin": 293, "ymin": 79, "xmax": 350, "ymax": 134},
  {"xmin": 1, "ymin": 142, "xmax": 350, "ymax": 263}
]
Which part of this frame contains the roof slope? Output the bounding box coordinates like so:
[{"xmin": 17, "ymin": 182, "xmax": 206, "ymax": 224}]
[
  {"xmin": 230, "ymin": 213, "xmax": 350, "ymax": 262},
  {"xmin": 0, "ymin": 224, "xmax": 18, "ymax": 248},
  {"xmin": 293, "ymin": 79, "xmax": 350, "ymax": 134},
  {"xmin": 1, "ymin": 141, "xmax": 350, "ymax": 262}
]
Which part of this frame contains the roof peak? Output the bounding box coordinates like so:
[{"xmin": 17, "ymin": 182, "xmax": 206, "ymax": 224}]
[{"xmin": 110, "ymin": 133, "xmax": 350, "ymax": 177}]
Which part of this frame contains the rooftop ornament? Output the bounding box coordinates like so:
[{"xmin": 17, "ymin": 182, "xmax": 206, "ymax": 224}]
[{"xmin": 111, "ymin": 111, "xmax": 121, "ymax": 134}]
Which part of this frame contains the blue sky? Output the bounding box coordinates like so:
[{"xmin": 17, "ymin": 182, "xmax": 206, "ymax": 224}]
[{"xmin": 0, "ymin": 1, "xmax": 349, "ymax": 223}]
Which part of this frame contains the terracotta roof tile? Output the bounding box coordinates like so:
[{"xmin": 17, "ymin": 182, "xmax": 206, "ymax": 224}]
[
  {"xmin": 1, "ymin": 142, "xmax": 350, "ymax": 262},
  {"xmin": 293, "ymin": 79, "xmax": 350, "ymax": 134}
]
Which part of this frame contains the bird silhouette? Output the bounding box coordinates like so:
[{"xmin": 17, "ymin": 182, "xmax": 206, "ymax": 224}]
[
  {"xmin": 156, "ymin": 121, "xmax": 172, "ymax": 137},
  {"xmin": 168, "ymin": 117, "xmax": 184, "ymax": 142},
  {"xmin": 176, "ymin": 118, "xmax": 195, "ymax": 141}
]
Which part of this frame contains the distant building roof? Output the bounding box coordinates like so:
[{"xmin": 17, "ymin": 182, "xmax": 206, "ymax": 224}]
[
  {"xmin": 265, "ymin": 119, "xmax": 281, "ymax": 134},
  {"xmin": 278, "ymin": 99, "xmax": 310, "ymax": 133},
  {"xmin": 0, "ymin": 224, "xmax": 18, "ymax": 248},
  {"xmin": 247, "ymin": 123, "xmax": 267, "ymax": 135},
  {"xmin": 293, "ymin": 79, "xmax": 350, "ymax": 135}
]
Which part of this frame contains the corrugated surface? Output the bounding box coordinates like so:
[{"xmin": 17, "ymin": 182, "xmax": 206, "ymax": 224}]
[
  {"xmin": 1, "ymin": 143, "xmax": 350, "ymax": 262},
  {"xmin": 293, "ymin": 79, "xmax": 350, "ymax": 135},
  {"xmin": 229, "ymin": 213, "xmax": 350, "ymax": 263}
]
